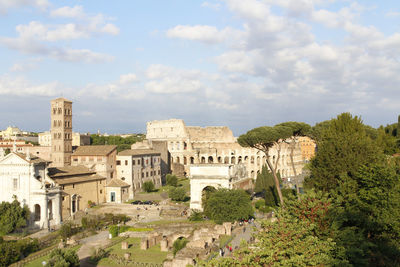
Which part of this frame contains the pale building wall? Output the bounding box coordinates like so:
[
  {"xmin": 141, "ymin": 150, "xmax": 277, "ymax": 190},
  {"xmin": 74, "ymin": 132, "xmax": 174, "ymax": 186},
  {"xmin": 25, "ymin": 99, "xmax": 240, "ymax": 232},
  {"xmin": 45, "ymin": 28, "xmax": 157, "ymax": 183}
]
[
  {"xmin": 298, "ymin": 136, "xmax": 316, "ymax": 161},
  {"xmin": 0, "ymin": 126, "xmax": 22, "ymax": 139},
  {"xmin": 116, "ymin": 153, "xmax": 161, "ymax": 199},
  {"xmin": 105, "ymin": 186, "xmax": 129, "ymax": 203},
  {"xmin": 39, "ymin": 132, "xmax": 51, "ymax": 146},
  {"xmin": 0, "ymin": 153, "xmax": 62, "ymax": 229},
  {"xmin": 71, "ymin": 150, "xmax": 117, "ymax": 182},
  {"xmin": 41, "ymin": 132, "xmax": 91, "ymax": 147}
]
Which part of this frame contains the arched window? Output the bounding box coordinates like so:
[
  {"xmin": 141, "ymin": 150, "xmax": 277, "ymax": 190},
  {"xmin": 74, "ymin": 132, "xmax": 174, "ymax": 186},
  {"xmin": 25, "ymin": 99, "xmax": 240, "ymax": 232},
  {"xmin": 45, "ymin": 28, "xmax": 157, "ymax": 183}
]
[
  {"xmin": 208, "ymin": 156, "xmax": 213, "ymax": 163},
  {"xmin": 231, "ymin": 156, "xmax": 236, "ymax": 164},
  {"xmin": 34, "ymin": 204, "xmax": 41, "ymax": 221},
  {"xmin": 201, "ymin": 157, "xmax": 206, "ymax": 163},
  {"xmin": 190, "ymin": 157, "xmax": 194, "ymax": 164}
]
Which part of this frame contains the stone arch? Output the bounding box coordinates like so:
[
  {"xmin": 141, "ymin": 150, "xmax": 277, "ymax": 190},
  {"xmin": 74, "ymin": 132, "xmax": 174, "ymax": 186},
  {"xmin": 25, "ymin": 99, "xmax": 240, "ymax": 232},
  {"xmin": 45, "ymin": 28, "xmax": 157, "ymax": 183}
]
[
  {"xmin": 184, "ymin": 157, "xmax": 187, "ymax": 165},
  {"xmin": 34, "ymin": 204, "xmax": 41, "ymax": 221},
  {"xmin": 251, "ymin": 170, "xmax": 255, "ymax": 179},
  {"xmin": 208, "ymin": 156, "xmax": 214, "ymax": 163},
  {"xmin": 250, "ymin": 156, "xmax": 254, "ymax": 164},
  {"xmin": 201, "ymin": 157, "xmax": 206, "ymax": 164},
  {"xmin": 217, "ymin": 156, "xmax": 222, "ymax": 163},
  {"xmin": 231, "ymin": 156, "xmax": 236, "ymax": 164},
  {"xmin": 244, "ymin": 156, "xmax": 248, "ymax": 163},
  {"xmin": 224, "ymin": 156, "xmax": 229, "ymax": 164},
  {"xmin": 202, "ymin": 186, "xmax": 217, "ymax": 209},
  {"xmin": 71, "ymin": 194, "xmax": 79, "ymax": 214},
  {"xmin": 176, "ymin": 157, "xmax": 180, "ymax": 164},
  {"xmin": 190, "ymin": 157, "xmax": 194, "ymax": 164},
  {"xmin": 238, "ymin": 156, "xmax": 242, "ymax": 163},
  {"xmin": 257, "ymin": 156, "xmax": 260, "ymax": 165}
]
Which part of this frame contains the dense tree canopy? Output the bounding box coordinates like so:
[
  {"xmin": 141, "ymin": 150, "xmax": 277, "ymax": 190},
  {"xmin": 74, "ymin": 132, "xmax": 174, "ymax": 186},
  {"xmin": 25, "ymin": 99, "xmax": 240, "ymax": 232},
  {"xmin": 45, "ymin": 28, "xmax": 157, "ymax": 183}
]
[
  {"xmin": 305, "ymin": 113, "xmax": 382, "ymax": 192},
  {"xmin": 45, "ymin": 248, "xmax": 80, "ymax": 267},
  {"xmin": 90, "ymin": 134, "xmax": 145, "ymax": 152},
  {"xmin": 0, "ymin": 198, "xmax": 30, "ymax": 235},
  {"xmin": 203, "ymin": 189, "xmax": 253, "ymax": 224}
]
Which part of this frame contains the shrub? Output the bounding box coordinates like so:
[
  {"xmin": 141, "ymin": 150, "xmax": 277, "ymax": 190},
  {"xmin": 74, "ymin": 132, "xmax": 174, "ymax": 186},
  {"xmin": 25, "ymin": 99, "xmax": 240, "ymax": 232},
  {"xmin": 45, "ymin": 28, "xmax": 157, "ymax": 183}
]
[
  {"xmin": 143, "ymin": 181, "xmax": 155, "ymax": 192},
  {"xmin": 166, "ymin": 174, "xmax": 178, "ymax": 187},
  {"xmin": 59, "ymin": 222, "xmax": 77, "ymax": 240},
  {"xmin": 169, "ymin": 187, "xmax": 186, "ymax": 201},
  {"xmin": 264, "ymin": 186, "xmax": 279, "ymax": 207},
  {"xmin": 188, "ymin": 210, "xmax": 204, "ymax": 221},
  {"xmin": 45, "ymin": 248, "xmax": 80, "ymax": 267},
  {"xmin": 109, "ymin": 225, "xmax": 119, "ymax": 238},
  {"xmin": 173, "ymin": 237, "xmax": 188, "ymax": 256},
  {"xmin": 90, "ymin": 247, "xmax": 108, "ymax": 263}
]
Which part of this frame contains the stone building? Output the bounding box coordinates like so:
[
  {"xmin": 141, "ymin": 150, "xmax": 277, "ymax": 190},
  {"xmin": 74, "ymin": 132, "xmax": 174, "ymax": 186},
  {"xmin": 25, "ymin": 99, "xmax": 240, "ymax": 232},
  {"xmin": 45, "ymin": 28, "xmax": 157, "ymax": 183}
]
[
  {"xmin": 39, "ymin": 131, "xmax": 91, "ymax": 147},
  {"xmin": 48, "ymin": 165, "xmax": 106, "ymax": 219},
  {"xmin": 146, "ymin": 119, "xmax": 304, "ymax": 179},
  {"xmin": 50, "ymin": 98, "xmax": 72, "ymax": 167},
  {"xmin": 116, "ymin": 149, "xmax": 162, "ymax": 198},
  {"xmin": 298, "ymin": 136, "xmax": 316, "ymax": 161},
  {"xmin": 105, "ymin": 178, "xmax": 130, "ymax": 203},
  {"xmin": 71, "ymin": 145, "xmax": 117, "ymax": 182},
  {"xmin": 0, "ymin": 151, "xmax": 62, "ymax": 229},
  {"xmin": 0, "ymin": 126, "xmax": 22, "ymax": 139}
]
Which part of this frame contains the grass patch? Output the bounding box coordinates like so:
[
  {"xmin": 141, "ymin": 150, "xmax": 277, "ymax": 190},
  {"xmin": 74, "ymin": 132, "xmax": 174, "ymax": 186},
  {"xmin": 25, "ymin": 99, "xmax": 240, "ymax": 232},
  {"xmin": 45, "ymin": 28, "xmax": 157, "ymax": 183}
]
[
  {"xmin": 24, "ymin": 245, "xmax": 82, "ymax": 267},
  {"xmin": 98, "ymin": 237, "xmax": 168, "ymax": 266},
  {"xmin": 219, "ymin": 234, "xmax": 233, "ymax": 248}
]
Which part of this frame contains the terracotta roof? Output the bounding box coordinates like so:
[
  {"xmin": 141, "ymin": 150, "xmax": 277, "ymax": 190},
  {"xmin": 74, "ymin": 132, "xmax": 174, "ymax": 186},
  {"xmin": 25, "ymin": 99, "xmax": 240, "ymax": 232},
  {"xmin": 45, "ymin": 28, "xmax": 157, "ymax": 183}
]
[
  {"xmin": 48, "ymin": 165, "xmax": 95, "ymax": 178},
  {"xmin": 52, "ymin": 173, "xmax": 105, "ymax": 185},
  {"xmin": 72, "ymin": 145, "xmax": 117, "ymax": 156},
  {"xmin": 106, "ymin": 178, "xmax": 130, "ymax": 187},
  {"xmin": 118, "ymin": 149, "xmax": 159, "ymax": 156},
  {"xmin": 14, "ymin": 152, "xmax": 49, "ymax": 164}
]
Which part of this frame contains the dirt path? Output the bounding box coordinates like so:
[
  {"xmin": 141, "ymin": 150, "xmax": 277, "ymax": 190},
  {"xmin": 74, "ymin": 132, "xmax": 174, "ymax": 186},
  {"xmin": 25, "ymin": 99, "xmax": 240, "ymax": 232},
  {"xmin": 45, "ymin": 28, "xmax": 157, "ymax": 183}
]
[{"xmin": 77, "ymin": 230, "xmax": 110, "ymax": 267}]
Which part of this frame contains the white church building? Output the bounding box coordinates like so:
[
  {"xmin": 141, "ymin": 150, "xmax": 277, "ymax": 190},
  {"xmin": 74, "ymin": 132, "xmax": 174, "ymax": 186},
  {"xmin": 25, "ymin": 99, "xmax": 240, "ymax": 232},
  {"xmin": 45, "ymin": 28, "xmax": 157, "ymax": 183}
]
[{"xmin": 0, "ymin": 150, "xmax": 62, "ymax": 229}]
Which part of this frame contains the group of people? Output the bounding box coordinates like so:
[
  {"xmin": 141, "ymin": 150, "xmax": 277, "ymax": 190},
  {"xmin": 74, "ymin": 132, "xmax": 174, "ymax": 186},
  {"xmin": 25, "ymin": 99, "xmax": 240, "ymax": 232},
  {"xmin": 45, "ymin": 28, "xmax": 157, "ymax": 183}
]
[{"xmin": 219, "ymin": 245, "xmax": 233, "ymax": 257}]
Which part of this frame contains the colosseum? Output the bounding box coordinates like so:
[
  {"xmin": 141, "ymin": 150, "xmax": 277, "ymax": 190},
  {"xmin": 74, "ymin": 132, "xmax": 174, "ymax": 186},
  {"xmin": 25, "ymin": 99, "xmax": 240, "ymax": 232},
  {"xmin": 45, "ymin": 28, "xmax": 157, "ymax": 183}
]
[{"xmin": 145, "ymin": 119, "xmax": 304, "ymax": 179}]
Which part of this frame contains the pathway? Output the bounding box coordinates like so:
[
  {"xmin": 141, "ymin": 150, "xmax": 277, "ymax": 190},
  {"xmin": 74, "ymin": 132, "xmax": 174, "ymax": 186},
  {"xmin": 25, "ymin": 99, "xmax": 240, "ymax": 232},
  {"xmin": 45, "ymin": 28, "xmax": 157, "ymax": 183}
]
[
  {"xmin": 221, "ymin": 221, "xmax": 260, "ymax": 257},
  {"xmin": 77, "ymin": 230, "xmax": 110, "ymax": 267}
]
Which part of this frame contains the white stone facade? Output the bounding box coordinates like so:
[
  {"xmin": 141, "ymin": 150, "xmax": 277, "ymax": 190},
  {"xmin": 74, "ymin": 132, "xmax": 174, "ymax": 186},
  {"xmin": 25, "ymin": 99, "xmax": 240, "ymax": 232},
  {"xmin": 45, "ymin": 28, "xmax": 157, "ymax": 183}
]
[
  {"xmin": 146, "ymin": 119, "xmax": 304, "ymax": 179},
  {"xmin": 0, "ymin": 152, "xmax": 62, "ymax": 229},
  {"xmin": 189, "ymin": 164, "xmax": 248, "ymax": 211}
]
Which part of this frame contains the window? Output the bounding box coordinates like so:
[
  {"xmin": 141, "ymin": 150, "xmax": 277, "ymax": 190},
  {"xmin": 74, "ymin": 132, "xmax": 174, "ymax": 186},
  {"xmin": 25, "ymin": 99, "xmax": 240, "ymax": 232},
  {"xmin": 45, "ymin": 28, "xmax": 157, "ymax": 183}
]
[
  {"xmin": 13, "ymin": 178, "xmax": 18, "ymax": 190},
  {"xmin": 158, "ymin": 170, "xmax": 161, "ymax": 175},
  {"xmin": 100, "ymin": 180, "xmax": 102, "ymax": 184},
  {"xmin": 146, "ymin": 159, "xmax": 149, "ymax": 165},
  {"xmin": 72, "ymin": 184, "xmax": 75, "ymax": 188},
  {"xmin": 73, "ymin": 158, "xmax": 78, "ymax": 162},
  {"xmin": 62, "ymin": 197, "xmax": 65, "ymax": 201},
  {"xmin": 100, "ymin": 190, "xmax": 103, "ymax": 194},
  {"xmin": 61, "ymin": 185, "xmax": 65, "ymax": 190},
  {"xmin": 89, "ymin": 157, "xmax": 94, "ymax": 162},
  {"xmin": 110, "ymin": 173, "xmax": 113, "ymax": 178},
  {"xmin": 138, "ymin": 159, "xmax": 141, "ymax": 164},
  {"xmin": 117, "ymin": 160, "xmax": 121, "ymax": 165},
  {"xmin": 125, "ymin": 160, "xmax": 128, "ymax": 165},
  {"xmin": 121, "ymin": 177, "xmax": 125, "ymax": 180},
  {"xmin": 142, "ymin": 172, "xmax": 144, "ymax": 178},
  {"xmin": 132, "ymin": 160, "xmax": 135, "ymax": 165},
  {"xmin": 146, "ymin": 172, "xmax": 148, "ymax": 177}
]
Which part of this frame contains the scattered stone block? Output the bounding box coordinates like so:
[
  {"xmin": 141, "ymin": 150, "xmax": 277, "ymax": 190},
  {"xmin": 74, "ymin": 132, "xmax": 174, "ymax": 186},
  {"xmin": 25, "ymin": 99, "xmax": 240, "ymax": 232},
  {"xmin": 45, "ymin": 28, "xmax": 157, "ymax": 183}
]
[
  {"xmin": 160, "ymin": 239, "xmax": 168, "ymax": 252},
  {"xmin": 124, "ymin": 253, "xmax": 130, "ymax": 260},
  {"xmin": 223, "ymin": 222, "xmax": 232, "ymax": 235},
  {"xmin": 121, "ymin": 241, "xmax": 128, "ymax": 250},
  {"xmin": 140, "ymin": 238, "xmax": 148, "ymax": 250}
]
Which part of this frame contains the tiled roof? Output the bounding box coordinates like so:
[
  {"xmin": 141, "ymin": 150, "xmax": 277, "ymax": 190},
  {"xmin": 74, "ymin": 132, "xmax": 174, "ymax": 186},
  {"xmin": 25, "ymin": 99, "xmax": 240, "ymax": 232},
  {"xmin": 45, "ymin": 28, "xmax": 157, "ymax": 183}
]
[
  {"xmin": 14, "ymin": 152, "xmax": 49, "ymax": 164},
  {"xmin": 118, "ymin": 149, "xmax": 159, "ymax": 156},
  {"xmin": 48, "ymin": 165, "xmax": 95, "ymax": 177},
  {"xmin": 72, "ymin": 145, "xmax": 117, "ymax": 156},
  {"xmin": 52, "ymin": 173, "xmax": 105, "ymax": 185},
  {"xmin": 106, "ymin": 178, "xmax": 130, "ymax": 187}
]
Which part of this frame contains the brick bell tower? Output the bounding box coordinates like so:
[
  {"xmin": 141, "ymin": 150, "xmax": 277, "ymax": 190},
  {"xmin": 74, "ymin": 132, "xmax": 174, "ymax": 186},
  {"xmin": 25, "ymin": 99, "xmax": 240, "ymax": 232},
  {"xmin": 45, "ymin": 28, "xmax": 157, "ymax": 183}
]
[{"xmin": 50, "ymin": 98, "xmax": 72, "ymax": 167}]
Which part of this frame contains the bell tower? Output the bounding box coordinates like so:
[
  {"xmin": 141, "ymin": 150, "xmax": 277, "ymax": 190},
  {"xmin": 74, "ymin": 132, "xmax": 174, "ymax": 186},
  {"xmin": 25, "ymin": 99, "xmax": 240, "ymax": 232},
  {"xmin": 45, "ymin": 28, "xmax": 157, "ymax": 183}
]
[{"xmin": 50, "ymin": 98, "xmax": 72, "ymax": 167}]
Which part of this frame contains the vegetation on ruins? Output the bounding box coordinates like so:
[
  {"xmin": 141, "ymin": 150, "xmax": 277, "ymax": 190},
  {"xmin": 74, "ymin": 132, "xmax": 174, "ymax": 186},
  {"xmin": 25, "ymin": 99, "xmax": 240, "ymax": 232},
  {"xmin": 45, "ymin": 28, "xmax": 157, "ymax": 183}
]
[
  {"xmin": 203, "ymin": 189, "xmax": 253, "ymax": 224},
  {"xmin": 168, "ymin": 187, "xmax": 186, "ymax": 201},
  {"xmin": 143, "ymin": 181, "xmax": 155, "ymax": 192},
  {"xmin": 166, "ymin": 174, "xmax": 178, "ymax": 187},
  {"xmin": 90, "ymin": 134, "xmax": 145, "ymax": 152},
  {"xmin": 45, "ymin": 248, "xmax": 80, "ymax": 267},
  {"xmin": 0, "ymin": 237, "xmax": 40, "ymax": 266},
  {"xmin": 0, "ymin": 197, "xmax": 30, "ymax": 235},
  {"xmin": 238, "ymin": 125, "xmax": 292, "ymax": 206},
  {"xmin": 172, "ymin": 237, "xmax": 188, "ymax": 256}
]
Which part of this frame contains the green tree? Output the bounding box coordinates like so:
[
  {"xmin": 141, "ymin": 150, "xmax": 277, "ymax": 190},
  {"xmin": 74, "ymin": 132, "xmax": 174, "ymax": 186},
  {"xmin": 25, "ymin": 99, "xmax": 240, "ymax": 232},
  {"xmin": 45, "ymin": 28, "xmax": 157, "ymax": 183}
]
[
  {"xmin": 238, "ymin": 125, "xmax": 292, "ymax": 206},
  {"xmin": 143, "ymin": 181, "xmax": 155, "ymax": 192},
  {"xmin": 276, "ymin": 121, "xmax": 311, "ymax": 196},
  {"xmin": 59, "ymin": 222, "xmax": 77, "ymax": 240},
  {"xmin": 172, "ymin": 237, "xmax": 188, "ymax": 256},
  {"xmin": 254, "ymin": 165, "xmax": 279, "ymax": 193},
  {"xmin": 203, "ymin": 189, "xmax": 253, "ymax": 224},
  {"xmin": 168, "ymin": 187, "xmax": 186, "ymax": 201},
  {"xmin": 0, "ymin": 197, "xmax": 30, "ymax": 235},
  {"xmin": 166, "ymin": 174, "xmax": 178, "ymax": 187},
  {"xmin": 45, "ymin": 248, "xmax": 80, "ymax": 267},
  {"xmin": 305, "ymin": 113, "xmax": 382, "ymax": 192}
]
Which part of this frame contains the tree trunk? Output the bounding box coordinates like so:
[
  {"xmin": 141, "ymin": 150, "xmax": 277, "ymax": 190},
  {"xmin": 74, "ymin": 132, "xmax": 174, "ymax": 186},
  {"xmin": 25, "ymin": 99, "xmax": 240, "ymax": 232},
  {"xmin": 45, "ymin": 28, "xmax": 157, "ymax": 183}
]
[
  {"xmin": 289, "ymin": 138, "xmax": 301, "ymax": 200},
  {"xmin": 265, "ymin": 157, "xmax": 284, "ymax": 207}
]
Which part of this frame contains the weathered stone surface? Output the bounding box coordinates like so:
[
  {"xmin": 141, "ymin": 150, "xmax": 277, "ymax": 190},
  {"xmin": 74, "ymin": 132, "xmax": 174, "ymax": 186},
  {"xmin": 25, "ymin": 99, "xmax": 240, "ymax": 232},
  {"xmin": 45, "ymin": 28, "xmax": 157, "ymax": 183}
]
[
  {"xmin": 186, "ymin": 240, "xmax": 206, "ymax": 249},
  {"xmin": 160, "ymin": 239, "xmax": 168, "ymax": 252},
  {"xmin": 223, "ymin": 222, "xmax": 232, "ymax": 235},
  {"xmin": 121, "ymin": 241, "xmax": 128, "ymax": 250},
  {"xmin": 140, "ymin": 238, "xmax": 148, "ymax": 250},
  {"xmin": 124, "ymin": 253, "xmax": 130, "ymax": 260}
]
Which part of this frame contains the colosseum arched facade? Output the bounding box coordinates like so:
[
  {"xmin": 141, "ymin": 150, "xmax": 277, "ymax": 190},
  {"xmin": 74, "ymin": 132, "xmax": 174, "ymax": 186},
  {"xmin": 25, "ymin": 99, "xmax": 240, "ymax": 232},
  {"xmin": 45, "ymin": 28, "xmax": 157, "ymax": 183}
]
[{"xmin": 146, "ymin": 119, "xmax": 304, "ymax": 179}]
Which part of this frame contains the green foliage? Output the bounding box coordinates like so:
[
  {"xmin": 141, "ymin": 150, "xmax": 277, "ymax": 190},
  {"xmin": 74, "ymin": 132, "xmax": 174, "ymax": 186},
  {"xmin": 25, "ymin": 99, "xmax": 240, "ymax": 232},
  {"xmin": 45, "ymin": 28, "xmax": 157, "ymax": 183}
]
[
  {"xmin": 188, "ymin": 210, "xmax": 204, "ymax": 221},
  {"xmin": 143, "ymin": 181, "xmax": 155, "ymax": 192},
  {"xmin": 254, "ymin": 165, "xmax": 280, "ymax": 193},
  {"xmin": 264, "ymin": 186, "xmax": 279, "ymax": 207},
  {"xmin": 275, "ymin": 121, "xmax": 311, "ymax": 137},
  {"xmin": 0, "ymin": 238, "xmax": 40, "ymax": 266},
  {"xmin": 90, "ymin": 134, "xmax": 145, "ymax": 152},
  {"xmin": 306, "ymin": 113, "xmax": 382, "ymax": 192},
  {"xmin": 238, "ymin": 125, "xmax": 292, "ymax": 150},
  {"xmin": 166, "ymin": 174, "xmax": 178, "ymax": 187},
  {"xmin": 90, "ymin": 247, "xmax": 108, "ymax": 263},
  {"xmin": 172, "ymin": 237, "xmax": 188, "ymax": 256},
  {"xmin": 168, "ymin": 187, "xmax": 186, "ymax": 201},
  {"xmin": 0, "ymin": 198, "xmax": 30, "ymax": 235},
  {"xmin": 59, "ymin": 222, "xmax": 77, "ymax": 240},
  {"xmin": 203, "ymin": 189, "xmax": 253, "ymax": 224},
  {"xmin": 4, "ymin": 148, "xmax": 11, "ymax": 155},
  {"xmin": 81, "ymin": 216, "xmax": 101, "ymax": 231},
  {"xmin": 109, "ymin": 225, "xmax": 119, "ymax": 238},
  {"xmin": 45, "ymin": 248, "xmax": 80, "ymax": 267},
  {"xmin": 103, "ymin": 213, "xmax": 129, "ymax": 225}
]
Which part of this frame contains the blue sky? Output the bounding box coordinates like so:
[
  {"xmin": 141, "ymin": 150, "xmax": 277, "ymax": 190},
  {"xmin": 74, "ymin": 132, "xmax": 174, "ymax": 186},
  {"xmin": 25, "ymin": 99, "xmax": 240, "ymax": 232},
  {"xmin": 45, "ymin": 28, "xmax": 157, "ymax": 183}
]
[{"xmin": 0, "ymin": 0, "xmax": 399, "ymax": 135}]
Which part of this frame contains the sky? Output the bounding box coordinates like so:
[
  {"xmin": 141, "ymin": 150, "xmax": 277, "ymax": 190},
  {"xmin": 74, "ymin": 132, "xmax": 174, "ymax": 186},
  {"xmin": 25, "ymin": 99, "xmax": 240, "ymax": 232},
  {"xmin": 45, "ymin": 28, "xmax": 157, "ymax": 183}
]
[{"xmin": 0, "ymin": 0, "xmax": 399, "ymax": 136}]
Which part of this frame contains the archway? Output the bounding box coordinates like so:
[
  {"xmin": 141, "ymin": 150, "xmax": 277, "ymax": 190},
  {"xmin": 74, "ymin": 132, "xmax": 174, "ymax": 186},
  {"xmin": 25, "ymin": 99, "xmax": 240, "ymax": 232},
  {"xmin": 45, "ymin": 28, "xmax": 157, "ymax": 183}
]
[
  {"xmin": 244, "ymin": 156, "xmax": 248, "ymax": 163},
  {"xmin": 231, "ymin": 156, "xmax": 236, "ymax": 164},
  {"xmin": 208, "ymin": 156, "xmax": 213, "ymax": 163},
  {"xmin": 217, "ymin": 156, "xmax": 222, "ymax": 163},
  {"xmin": 34, "ymin": 204, "xmax": 41, "ymax": 221},
  {"xmin": 224, "ymin": 156, "xmax": 229, "ymax": 164},
  {"xmin": 238, "ymin": 156, "xmax": 242, "ymax": 163},
  {"xmin": 190, "ymin": 157, "xmax": 194, "ymax": 164},
  {"xmin": 48, "ymin": 200, "xmax": 53, "ymax": 220},
  {"xmin": 201, "ymin": 157, "xmax": 206, "ymax": 163},
  {"xmin": 250, "ymin": 156, "xmax": 254, "ymax": 164},
  {"xmin": 71, "ymin": 194, "xmax": 79, "ymax": 214},
  {"xmin": 176, "ymin": 157, "xmax": 180, "ymax": 164},
  {"xmin": 184, "ymin": 157, "xmax": 187, "ymax": 165}
]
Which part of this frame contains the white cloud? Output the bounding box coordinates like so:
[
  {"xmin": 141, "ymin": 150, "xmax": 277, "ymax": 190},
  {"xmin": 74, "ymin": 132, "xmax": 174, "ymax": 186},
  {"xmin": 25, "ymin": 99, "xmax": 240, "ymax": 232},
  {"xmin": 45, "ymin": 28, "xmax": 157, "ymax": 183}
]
[
  {"xmin": 201, "ymin": 2, "xmax": 221, "ymax": 10},
  {"xmin": 167, "ymin": 25, "xmax": 223, "ymax": 44},
  {"xmin": 0, "ymin": 75, "xmax": 58, "ymax": 96},
  {"xmin": 119, "ymin": 73, "xmax": 138, "ymax": 84},
  {"xmin": 50, "ymin": 5, "xmax": 85, "ymax": 18},
  {"xmin": 145, "ymin": 65, "xmax": 203, "ymax": 94},
  {"xmin": 0, "ymin": 0, "xmax": 49, "ymax": 13},
  {"xmin": 386, "ymin": 11, "xmax": 400, "ymax": 18}
]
